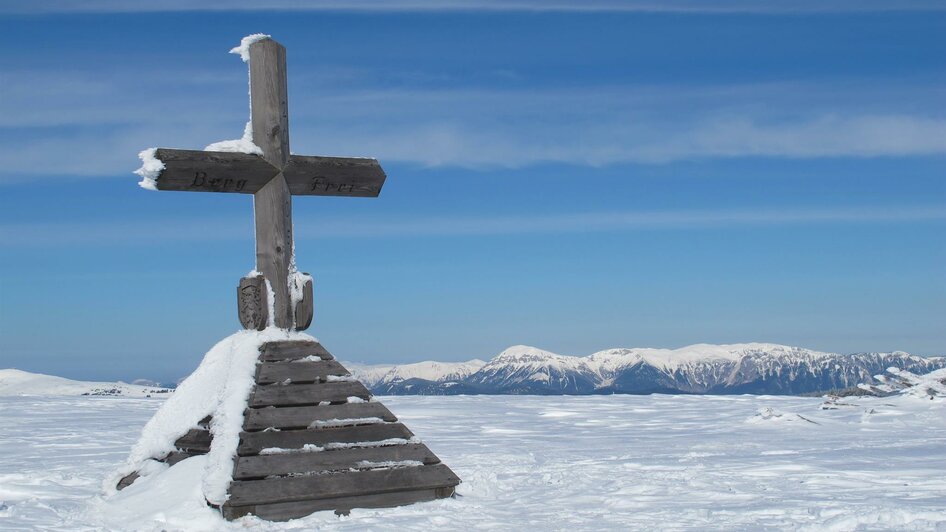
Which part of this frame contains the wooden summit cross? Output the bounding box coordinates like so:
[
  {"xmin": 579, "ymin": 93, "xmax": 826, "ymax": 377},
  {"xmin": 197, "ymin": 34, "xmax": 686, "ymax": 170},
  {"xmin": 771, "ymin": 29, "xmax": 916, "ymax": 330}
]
[
  {"xmin": 126, "ymin": 36, "xmax": 460, "ymax": 521},
  {"xmin": 148, "ymin": 37, "xmax": 385, "ymax": 331}
]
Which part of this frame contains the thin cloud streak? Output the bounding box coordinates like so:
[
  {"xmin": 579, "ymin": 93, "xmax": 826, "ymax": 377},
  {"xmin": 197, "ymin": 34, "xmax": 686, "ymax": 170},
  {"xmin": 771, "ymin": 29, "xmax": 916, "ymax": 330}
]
[
  {"xmin": 2, "ymin": 80, "xmax": 945, "ymax": 182},
  {"xmin": 3, "ymin": 0, "xmax": 943, "ymax": 14},
  {"xmin": 4, "ymin": 206, "xmax": 944, "ymax": 246}
]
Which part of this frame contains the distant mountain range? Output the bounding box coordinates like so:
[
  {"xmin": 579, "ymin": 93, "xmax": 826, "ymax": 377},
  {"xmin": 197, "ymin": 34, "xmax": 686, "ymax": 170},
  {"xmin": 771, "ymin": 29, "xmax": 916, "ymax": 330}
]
[
  {"xmin": 0, "ymin": 369, "xmax": 173, "ymax": 397},
  {"xmin": 4, "ymin": 343, "xmax": 943, "ymax": 398},
  {"xmin": 345, "ymin": 343, "xmax": 946, "ymax": 396}
]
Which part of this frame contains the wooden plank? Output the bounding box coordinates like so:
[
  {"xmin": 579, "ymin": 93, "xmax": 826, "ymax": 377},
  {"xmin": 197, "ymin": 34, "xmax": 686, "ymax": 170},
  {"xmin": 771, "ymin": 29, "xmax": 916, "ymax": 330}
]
[
  {"xmin": 255, "ymin": 360, "xmax": 350, "ymax": 385},
  {"xmin": 244, "ymin": 402, "xmax": 397, "ymax": 431},
  {"xmin": 249, "ymin": 38, "xmax": 290, "ymax": 169},
  {"xmin": 250, "ymin": 381, "xmax": 371, "ymax": 407},
  {"xmin": 282, "ymin": 156, "xmax": 386, "ymax": 198},
  {"xmin": 223, "ymin": 487, "xmax": 454, "ymax": 521},
  {"xmin": 237, "ymin": 275, "xmax": 268, "ymax": 331},
  {"xmin": 260, "ymin": 341, "xmax": 332, "ymax": 362},
  {"xmin": 227, "ymin": 463, "xmax": 459, "ymax": 507},
  {"xmin": 163, "ymin": 451, "xmax": 199, "ymax": 466},
  {"xmin": 249, "ymin": 38, "xmax": 292, "ymax": 330},
  {"xmin": 151, "ymin": 148, "xmax": 278, "ymax": 194},
  {"xmin": 116, "ymin": 472, "xmax": 139, "ymax": 491},
  {"xmin": 238, "ymin": 423, "xmax": 413, "ymax": 456},
  {"xmin": 293, "ymin": 274, "xmax": 313, "ymax": 331},
  {"xmin": 233, "ymin": 442, "xmax": 440, "ymax": 479},
  {"xmin": 254, "ymin": 174, "xmax": 294, "ymax": 330},
  {"xmin": 175, "ymin": 428, "xmax": 212, "ymax": 453}
]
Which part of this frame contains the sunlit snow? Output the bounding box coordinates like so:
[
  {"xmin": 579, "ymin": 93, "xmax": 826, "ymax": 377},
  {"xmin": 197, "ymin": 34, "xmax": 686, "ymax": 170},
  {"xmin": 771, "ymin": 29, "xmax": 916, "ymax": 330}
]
[{"xmin": 1, "ymin": 392, "xmax": 944, "ymax": 530}]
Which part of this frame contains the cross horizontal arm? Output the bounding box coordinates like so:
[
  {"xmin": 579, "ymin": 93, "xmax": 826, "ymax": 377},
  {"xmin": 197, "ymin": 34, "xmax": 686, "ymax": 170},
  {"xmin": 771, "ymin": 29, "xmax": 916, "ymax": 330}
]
[
  {"xmin": 151, "ymin": 148, "xmax": 280, "ymax": 194},
  {"xmin": 283, "ymin": 155, "xmax": 386, "ymax": 197},
  {"xmin": 149, "ymin": 149, "xmax": 386, "ymax": 197}
]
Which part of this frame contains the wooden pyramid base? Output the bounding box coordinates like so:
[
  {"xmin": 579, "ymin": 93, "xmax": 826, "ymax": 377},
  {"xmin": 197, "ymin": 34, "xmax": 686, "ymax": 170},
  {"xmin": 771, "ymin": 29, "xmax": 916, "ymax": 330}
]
[{"xmin": 119, "ymin": 339, "xmax": 460, "ymax": 521}]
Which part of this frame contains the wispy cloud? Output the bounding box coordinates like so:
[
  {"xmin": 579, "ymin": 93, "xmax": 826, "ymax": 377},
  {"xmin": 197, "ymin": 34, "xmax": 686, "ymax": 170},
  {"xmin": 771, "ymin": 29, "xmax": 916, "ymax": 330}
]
[
  {"xmin": 4, "ymin": 206, "xmax": 944, "ymax": 246},
  {"xmin": 1, "ymin": 75, "xmax": 944, "ymax": 182},
  {"xmin": 3, "ymin": 0, "xmax": 943, "ymax": 14}
]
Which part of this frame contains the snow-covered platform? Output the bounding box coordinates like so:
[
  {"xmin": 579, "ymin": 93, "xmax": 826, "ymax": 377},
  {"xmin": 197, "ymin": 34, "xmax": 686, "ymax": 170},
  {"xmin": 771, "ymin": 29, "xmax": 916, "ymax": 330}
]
[
  {"xmin": 112, "ymin": 334, "xmax": 458, "ymax": 520},
  {"xmin": 1, "ymin": 390, "xmax": 945, "ymax": 529}
]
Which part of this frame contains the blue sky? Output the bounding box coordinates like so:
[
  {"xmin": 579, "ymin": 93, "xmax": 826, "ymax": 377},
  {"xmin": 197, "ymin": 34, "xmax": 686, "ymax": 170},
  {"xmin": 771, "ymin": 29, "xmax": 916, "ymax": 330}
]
[{"xmin": 0, "ymin": 1, "xmax": 944, "ymax": 382}]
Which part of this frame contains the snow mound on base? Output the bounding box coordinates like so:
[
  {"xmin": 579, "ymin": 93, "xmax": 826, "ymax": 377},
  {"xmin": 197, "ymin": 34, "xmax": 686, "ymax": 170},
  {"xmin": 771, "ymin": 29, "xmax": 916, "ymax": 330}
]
[
  {"xmin": 106, "ymin": 328, "xmax": 316, "ymax": 505},
  {"xmin": 90, "ymin": 456, "xmax": 219, "ymax": 530}
]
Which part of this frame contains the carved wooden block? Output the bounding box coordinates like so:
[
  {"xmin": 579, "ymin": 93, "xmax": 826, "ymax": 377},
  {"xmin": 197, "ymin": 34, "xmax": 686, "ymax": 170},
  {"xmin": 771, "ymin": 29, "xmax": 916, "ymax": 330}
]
[
  {"xmin": 294, "ymin": 274, "xmax": 314, "ymax": 331},
  {"xmin": 238, "ymin": 276, "xmax": 269, "ymax": 331}
]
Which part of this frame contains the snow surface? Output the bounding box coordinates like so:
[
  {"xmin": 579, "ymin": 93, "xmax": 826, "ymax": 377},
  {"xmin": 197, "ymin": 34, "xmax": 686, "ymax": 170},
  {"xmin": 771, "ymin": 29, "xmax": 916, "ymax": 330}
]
[
  {"xmin": 107, "ymin": 328, "xmax": 317, "ymax": 506},
  {"xmin": 858, "ymin": 366, "xmax": 946, "ymax": 399},
  {"xmin": 0, "ymin": 369, "xmax": 172, "ymax": 398},
  {"xmin": 1, "ymin": 389, "xmax": 944, "ymax": 530}
]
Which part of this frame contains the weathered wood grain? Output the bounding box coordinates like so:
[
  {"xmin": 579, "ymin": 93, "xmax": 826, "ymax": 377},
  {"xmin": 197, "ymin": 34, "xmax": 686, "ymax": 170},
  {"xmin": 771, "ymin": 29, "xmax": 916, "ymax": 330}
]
[
  {"xmin": 293, "ymin": 274, "xmax": 313, "ymax": 331},
  {"xmin": 222, "ymin": 487, "xmax": 453, "ymax": 521},
  {"xmin": 283, "ymin": 156, "xmax": 386, "ymax": 197},
  {"xmin": 243, "ymin": 402, "xmax": 397, "ymax": 431},
  {"xmin": 249, "ymin": 38, "xmax": 293, "ymax": 329},
  {"xmin": 255, "ymin": 360, "xmax": 349, "ymax": 385},
  {"xmin": 233, "ymin": 442, "xmax": 440, "ymax": 479},
  {"xmin": 237, "ymin": 423, "xmax": 413, "ymax": 456},
  {"xmin": 227, "ymin": 463, "xmax": 459, "ymax": 507},
  {"xmin": 163, "ymin": 451, "xmax": 197, "ymax": 466},
  {"xmin": 260, "ymin": 341, "xmax": 332, "ymax": 362},
  {"xmin": 117, "ymin": 449, "xmax": 204, "ymax": 490},
  {"xmin": 254, "ymin": 174, "xmax": 294, "ymax": 329},
  {"xmin": 250, "ymin": 381, "xmax": 371, "ymax": 407},
  {"xmin": 249, "ymin": 38, "xmax": 290, "ymax": 169},
  {"xmin": 237, "ymin": 275, "xmax": 268, "ymax": 330},
  {"xmin": 174, "ymin": 428, "xmax": 212, "ymax": 453},
  {"xmin": 116, "ymin": 472, "xmax": 140, "ymax": 490},
  {"xmin": 151, "ymin": 149, "xmax": 278, "ymax": 194}
]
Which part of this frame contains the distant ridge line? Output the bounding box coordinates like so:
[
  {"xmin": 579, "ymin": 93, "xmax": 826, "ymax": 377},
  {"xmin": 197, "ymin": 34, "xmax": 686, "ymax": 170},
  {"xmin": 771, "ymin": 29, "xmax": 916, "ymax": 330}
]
[{"xmin": 344, "ymin": 343, "xmax": 946, "ymax": 397}]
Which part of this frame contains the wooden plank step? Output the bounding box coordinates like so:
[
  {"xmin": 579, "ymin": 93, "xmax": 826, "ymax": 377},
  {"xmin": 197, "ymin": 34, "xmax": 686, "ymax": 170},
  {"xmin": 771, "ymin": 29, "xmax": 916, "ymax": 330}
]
[
  {"xmin": 260, "ymin": 341, "xmax": 333, "ymax": 362},
  {"xmin": 226, "ymin": 463, "xmax": 460, "ymax": 507},
  {"xmin": 238, "ymin": 423, "xmax": 414, "ymax": 456},
  {"xmin": 164, "ymin": 450, "xmax": 201, "ymax": 466},
  {"xmin": 233, "ymin": 442, "xmax": 441, "ymax": 479},
  {"xmin": 116, "ymin": 472, "xmax": 140, "ymax": 490},
  {"xmin": 250, "ymin": 381, "xmax": 371, "ymax": 407},
  {"xmin": 256, "ymin": 360, "xmax": 350, "ymax": 385},
  {"xmin": 243, "ymin": 402, "xmax": 397, "ymax": 431},
  {"xmin": 175, "ymin": 428, "xmax": 211, "ymax": 453},
  {"xmin": 222, "ymin": 486, "xmax": 454, "ymax": 521}
]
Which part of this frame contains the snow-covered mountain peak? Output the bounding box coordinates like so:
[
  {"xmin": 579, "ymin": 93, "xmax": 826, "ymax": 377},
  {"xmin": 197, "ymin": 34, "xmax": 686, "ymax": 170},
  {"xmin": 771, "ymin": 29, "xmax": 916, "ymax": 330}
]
[
  {"xmin": 485, "ymin": 345, "xmax": 590, "ymax": 374},
  {"xmin": 492, "ymin": 345, "xmax": 562, "ymax": 362},
  {"xmin": 377, "ymin": 359, "xmax": 487, "ymax": 384}
]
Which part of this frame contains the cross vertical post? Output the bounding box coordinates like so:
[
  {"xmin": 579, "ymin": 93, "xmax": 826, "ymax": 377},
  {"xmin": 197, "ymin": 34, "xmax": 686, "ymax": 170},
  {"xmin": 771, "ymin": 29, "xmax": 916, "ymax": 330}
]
[{"xmin": 250, "ymin": 39, "xmax": 294, "ymax": 329}]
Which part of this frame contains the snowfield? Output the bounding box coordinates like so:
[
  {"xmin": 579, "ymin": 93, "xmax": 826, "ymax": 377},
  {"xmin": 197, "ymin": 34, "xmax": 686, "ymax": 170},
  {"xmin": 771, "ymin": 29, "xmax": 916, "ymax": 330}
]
[{"xmin": 1, "ymin": 392, "xmax": 944, "ymax": 531}]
